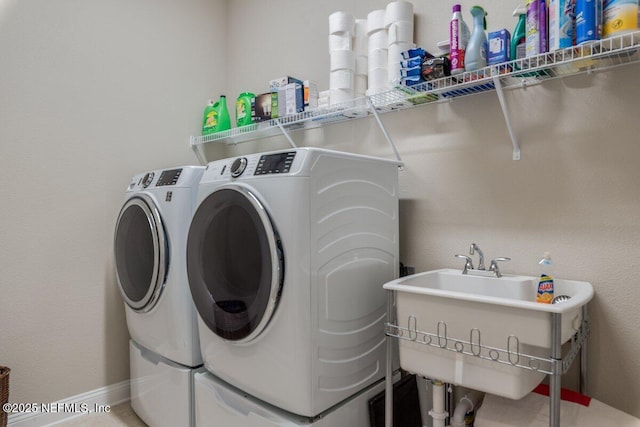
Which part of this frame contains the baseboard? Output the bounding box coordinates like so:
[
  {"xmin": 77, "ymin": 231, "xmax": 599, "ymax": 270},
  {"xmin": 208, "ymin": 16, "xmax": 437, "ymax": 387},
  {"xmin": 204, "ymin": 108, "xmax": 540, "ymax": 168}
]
[{"xmin": 7, "ymin": 380, "xmax": 130, "ymax": 427}]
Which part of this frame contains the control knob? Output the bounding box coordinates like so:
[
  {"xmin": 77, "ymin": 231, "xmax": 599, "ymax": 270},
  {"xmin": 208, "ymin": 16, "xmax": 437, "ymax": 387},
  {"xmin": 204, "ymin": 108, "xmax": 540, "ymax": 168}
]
[
  {"xmin": 230, "ymin": 157, "xmax": 248, "ymax": 177},
  {"xmin": 142, "ymin": 172, "xmax": 154, "ymax": 188}
]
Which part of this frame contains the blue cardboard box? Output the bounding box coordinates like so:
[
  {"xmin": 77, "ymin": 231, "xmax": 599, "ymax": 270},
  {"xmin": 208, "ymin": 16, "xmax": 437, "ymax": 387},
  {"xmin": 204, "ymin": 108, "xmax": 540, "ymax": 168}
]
[{"xmin": 488, "ymin": 29, "xmax": 511, "ymax": 65}]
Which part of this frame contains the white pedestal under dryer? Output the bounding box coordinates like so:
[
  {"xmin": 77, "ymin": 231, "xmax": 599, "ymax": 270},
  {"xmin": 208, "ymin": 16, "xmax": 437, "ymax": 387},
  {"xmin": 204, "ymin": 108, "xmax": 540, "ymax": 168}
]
[
  {"xmin": 187, "ymin": 148, "xmax": 400, "ymax": 419},
  {"xmin": 114, "ymin": 166, "xmax": 205, "ymax": 427}
]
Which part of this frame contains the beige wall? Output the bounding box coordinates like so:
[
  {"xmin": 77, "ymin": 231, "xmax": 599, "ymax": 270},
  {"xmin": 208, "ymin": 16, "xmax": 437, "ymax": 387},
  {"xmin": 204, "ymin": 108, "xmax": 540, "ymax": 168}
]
[
  {"xmin": 2, "ymin": 0, "xmax": 639, "ymax": 421},
  {"xmin": 223, "ymin": 0, "xmax": 640, "ymax": 419},
  {"xmin": 0, "ymin": 0, "xmax": 226, "ymax": 405}
]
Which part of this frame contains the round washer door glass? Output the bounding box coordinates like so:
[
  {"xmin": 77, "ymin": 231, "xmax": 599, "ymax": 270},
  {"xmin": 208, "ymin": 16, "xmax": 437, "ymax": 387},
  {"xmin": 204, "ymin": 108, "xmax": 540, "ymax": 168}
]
[
  {"xmin": 187, "ymin": 186, "xmax": 283, "ymax": 343},
  {"xmin": 114, "ymin": 194, "xmax": 167, "ymax": 312}
]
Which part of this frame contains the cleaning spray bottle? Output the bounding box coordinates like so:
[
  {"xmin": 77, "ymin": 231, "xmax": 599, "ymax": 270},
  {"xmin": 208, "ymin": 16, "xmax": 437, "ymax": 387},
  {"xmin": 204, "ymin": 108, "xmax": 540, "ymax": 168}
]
[
  {"xmin": 536, "ymin": 252, "xmax": 555, "ymax": 303},
  {"xmin": 450, "ymin": 4, "xmax": 470, "ymax": 75},
  {"xmin": 466, "ymin": 5, "xmax": 488, "ymax": 71},
  {"xmin": 511, "ymin": 6, "xmax": 527, "ymax": 60}
]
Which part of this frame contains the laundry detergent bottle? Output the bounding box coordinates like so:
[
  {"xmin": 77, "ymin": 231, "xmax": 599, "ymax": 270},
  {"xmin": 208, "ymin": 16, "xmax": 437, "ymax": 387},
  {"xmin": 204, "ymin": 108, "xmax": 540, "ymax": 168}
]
[
  {"xmin": 450, "ymin": 4, "xmax": 470, "ymax": 75},
  {"xmin": 214, "ymin": 95, "xmax": 231, "ymax": 133},
  {"xmin": 466, "ymin": 5, "xmax": 488, "ymax": 71},
  {"xmin": 202, "ymin": 99, "xmax": 217, "ymax": 135}
]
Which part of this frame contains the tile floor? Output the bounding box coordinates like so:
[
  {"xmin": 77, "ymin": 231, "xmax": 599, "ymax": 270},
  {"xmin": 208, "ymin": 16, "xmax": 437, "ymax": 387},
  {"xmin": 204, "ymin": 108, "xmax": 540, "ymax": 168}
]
[{"xmin": 53, "ymin": 403, "xmax": 146, "ymax": 426}]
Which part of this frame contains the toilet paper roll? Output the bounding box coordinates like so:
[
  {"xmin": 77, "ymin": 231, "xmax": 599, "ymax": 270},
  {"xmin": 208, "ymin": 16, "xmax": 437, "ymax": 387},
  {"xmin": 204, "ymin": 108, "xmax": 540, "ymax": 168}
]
[
  {"xmin": 353, "ymin": 35, "xmax": 368, "ymax": 56},
  {"xmin": 366, "ymin": 86, "xmax": 391, "ymax": 96},
  {"xmin": 355, "ymin": 55, "xmax": 368, "ymax": 74},
  {"xmin": 329, "ymin": 11, "xmax": 355, "ymax": 34},
  {"xmin": 388, "ymin": 61, "xmax": 402, "ymax": 85},
  {"xmin": 368, "ymin": 30, "xmax": 388, "ymax": 51},
  {"xmin": 367, "ymin": 9, "xmax": 386, "ymax": 34},
  {"xmin": 330, "ymin": 69, "xmax": 354, "ymax": 90},
  {"xmin": 384, "ymin": 1, "xmax": 414, "ymax": 28},
  {"xmin": 330, "ymin": 88, "xmax": 353, "ymax": 105},
  {"xmin": 329, "ymin": 33, "xmax": 353, "ymax": 51},
  {"xmin": 355, "ymin": 18, "xmax": 368, "ymax": 38},
  {"xmin": 330, "ymin": 50, "xmax": 356, "ymax": 71},
  {"xmin": 368, "ymin": 48, "xmax": 388, "ymax": 69},
  {"xmin": 354, "ymin": 74, "xmax": 368, "ymax": 96},
  {"xmin": 388, "ymin": 41, "xmax": 415, "ymax": 64},
  {"xmin": 368, "ymin": 67, "xmax": 389, "ymax": 90},
  {"xmin": 388, "ymin": 20, "xmax": 414, "ymax": 44}
]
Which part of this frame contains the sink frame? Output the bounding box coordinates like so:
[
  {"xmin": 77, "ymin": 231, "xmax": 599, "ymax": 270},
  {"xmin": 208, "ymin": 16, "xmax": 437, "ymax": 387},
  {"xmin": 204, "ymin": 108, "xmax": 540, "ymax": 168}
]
[{"xmin": 384, "ymin": 288, "xmax": 590, "ymax": 427}]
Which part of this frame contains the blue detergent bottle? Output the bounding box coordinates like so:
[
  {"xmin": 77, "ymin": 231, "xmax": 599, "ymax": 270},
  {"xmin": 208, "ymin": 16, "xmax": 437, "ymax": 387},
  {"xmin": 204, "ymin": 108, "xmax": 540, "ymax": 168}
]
[{"xmin": 466, "ymin": 5, "xmax": 488, "ymax": 71}]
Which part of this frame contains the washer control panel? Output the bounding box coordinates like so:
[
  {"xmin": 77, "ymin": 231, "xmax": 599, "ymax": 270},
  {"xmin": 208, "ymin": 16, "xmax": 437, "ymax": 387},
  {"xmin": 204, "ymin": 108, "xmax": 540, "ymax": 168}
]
[
  {"xmin": 156, "ymin": 168, "xmax": 183, "ymax": 186},
  {"xmin": 254, "ymin": 151, "xmax": 296, "ymax": 175}
]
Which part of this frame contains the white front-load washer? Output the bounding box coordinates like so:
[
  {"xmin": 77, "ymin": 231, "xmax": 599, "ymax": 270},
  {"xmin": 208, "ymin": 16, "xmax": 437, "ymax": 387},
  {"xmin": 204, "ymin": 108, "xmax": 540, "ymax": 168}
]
[
  {"xmin": 186, "ymin": 148, "xmax": 400, "ymax": 418},
  {"xmin": 114, "ymin": 166, "xmax": 205, "ymax": 427}
]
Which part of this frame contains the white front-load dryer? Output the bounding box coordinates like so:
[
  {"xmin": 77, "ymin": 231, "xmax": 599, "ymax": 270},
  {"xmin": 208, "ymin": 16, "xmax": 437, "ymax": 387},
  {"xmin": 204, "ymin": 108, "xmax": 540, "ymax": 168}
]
[
  {"xmin": 187, "ymin": 148, "xmax": 400, "ymax": 418},
  {"xmin": 114, "ymin": 166, "xmax": 205, "ymax": 427}
]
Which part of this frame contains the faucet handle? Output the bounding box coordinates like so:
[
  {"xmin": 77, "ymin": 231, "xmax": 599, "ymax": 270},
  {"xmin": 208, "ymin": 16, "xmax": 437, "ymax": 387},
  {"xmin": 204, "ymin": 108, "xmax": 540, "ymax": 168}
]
[
  {"xmin": 489, "ymin": 257, "xmax": 511, "ymax": 278},
  {"xmin": 455, "ymin": 254, "xmax": 474, "ymax": 274}
]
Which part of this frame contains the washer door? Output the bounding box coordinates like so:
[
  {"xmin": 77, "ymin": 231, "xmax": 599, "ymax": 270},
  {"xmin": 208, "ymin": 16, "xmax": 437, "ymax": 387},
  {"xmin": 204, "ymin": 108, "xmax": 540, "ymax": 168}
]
[
  {"xmin": 114, "ymin": 194, "xmax": 168, "ymax": 312},
  {"xmin": 187, "ymin": 185, "xmax": 284, "ymax": 343}
]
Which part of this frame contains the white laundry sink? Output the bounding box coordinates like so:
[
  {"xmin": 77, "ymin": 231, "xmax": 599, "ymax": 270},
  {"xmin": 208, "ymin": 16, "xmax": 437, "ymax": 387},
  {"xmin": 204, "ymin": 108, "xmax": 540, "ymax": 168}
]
[{"xmin": 383, "ymin": 268, "xmax": 594, "ymax": 399}]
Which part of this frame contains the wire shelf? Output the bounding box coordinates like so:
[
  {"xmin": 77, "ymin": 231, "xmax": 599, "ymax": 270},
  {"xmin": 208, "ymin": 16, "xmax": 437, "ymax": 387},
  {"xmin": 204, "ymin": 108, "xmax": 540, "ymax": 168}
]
[{"xmin": 190, "ymin": 30, "xmax": 640, "ymax": 150}]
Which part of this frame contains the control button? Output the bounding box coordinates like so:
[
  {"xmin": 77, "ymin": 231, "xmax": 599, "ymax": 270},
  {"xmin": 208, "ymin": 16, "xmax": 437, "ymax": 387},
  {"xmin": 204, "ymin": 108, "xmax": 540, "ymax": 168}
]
[
  {"xmin": 142, "ymin": 172, "xmax": 154, "ymax": 188},
  {"xmin": 230, "ymin": 157, "xmax": 248, "ymax": 178}
]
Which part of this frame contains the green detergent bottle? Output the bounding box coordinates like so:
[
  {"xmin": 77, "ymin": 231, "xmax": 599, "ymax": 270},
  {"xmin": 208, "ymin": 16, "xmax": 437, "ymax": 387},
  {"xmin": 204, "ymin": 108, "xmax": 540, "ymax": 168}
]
[
  {"xmin": 235, "ymin": 92, "xmax": 255, "ymax": 127},
  {"xmin": 214, "ymin": 95, "xmax": 231, "ymax": 132},
  {"xmin": 202, "ymin": 99, "xmax": 217, "ymax": 135}
]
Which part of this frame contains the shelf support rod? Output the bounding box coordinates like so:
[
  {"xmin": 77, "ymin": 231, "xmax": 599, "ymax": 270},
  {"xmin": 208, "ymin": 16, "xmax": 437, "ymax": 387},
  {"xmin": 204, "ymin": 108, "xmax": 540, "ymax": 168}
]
[
  {"xmin": 492, "ymin": 75, "xmax": 521, "ymax": 160},
  {"xmin": 366, "ymin": 96, "xmax": 404, "ymax": 168},
  {"xmin": 190, "ymin": 136, "xmax": 208, "ymax": 166},
  {"xmin": 274, "ymin": 118, "xmax": 298, "ymax": 149}
]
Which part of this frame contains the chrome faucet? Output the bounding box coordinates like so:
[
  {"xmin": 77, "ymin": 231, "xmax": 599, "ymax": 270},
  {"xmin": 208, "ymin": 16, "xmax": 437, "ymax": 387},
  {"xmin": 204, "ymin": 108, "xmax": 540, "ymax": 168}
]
[
  {"xmin": 488, "ymin": 257, "xmax": 511, "ymax": 278},
  {"xmin": 455, "ymin": 244, "xmax": 511, "ymax": 278},
  {"xmin": 469, "ymin": 243, "xmax": 485, "ymax": 270}
]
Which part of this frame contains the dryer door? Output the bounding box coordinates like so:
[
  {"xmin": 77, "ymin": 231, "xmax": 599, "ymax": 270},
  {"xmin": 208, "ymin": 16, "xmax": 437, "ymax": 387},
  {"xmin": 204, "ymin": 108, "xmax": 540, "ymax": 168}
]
[
  {"xmin": 114, "ymin": 194, "xmax": 168, "ymax": 312},
  {"xmin": 187, "ymin": 185, "xmax": 284, "ymax": 343}
]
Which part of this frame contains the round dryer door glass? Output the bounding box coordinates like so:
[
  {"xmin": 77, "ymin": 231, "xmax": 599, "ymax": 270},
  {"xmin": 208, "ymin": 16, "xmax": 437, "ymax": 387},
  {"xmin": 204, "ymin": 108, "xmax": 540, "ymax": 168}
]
[
  {"xmin": 187, "ymin": 185, "xmax": 283, "ymax": 343},
  {"xmin": 114, "ymin": 195, "xmax": 167, "ymax": 311}
]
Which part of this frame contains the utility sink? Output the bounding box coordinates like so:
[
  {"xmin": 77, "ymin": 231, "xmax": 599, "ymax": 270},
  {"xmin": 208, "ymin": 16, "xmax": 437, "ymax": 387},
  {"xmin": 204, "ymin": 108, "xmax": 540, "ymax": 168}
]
[{"xmin": 383, "ymin": 268, "xmax": 594, "ymax": 399}]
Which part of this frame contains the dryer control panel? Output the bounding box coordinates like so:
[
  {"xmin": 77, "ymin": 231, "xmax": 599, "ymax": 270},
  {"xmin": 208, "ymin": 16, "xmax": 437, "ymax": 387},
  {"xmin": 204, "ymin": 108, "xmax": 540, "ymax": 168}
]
[
  {"xmin": 254, "ymin": 151, "xmax": 296, "ymax": 175},
  {"xmin": 156, "ymin": 168, "xmax": 183, "ymax": 186}
]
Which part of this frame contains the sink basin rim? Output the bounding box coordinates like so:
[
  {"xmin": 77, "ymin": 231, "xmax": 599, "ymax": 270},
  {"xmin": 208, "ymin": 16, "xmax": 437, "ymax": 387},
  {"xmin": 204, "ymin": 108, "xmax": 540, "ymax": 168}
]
[{"xmin": 383, "ymin": 268, "xmax": 594, "ymax": 314}]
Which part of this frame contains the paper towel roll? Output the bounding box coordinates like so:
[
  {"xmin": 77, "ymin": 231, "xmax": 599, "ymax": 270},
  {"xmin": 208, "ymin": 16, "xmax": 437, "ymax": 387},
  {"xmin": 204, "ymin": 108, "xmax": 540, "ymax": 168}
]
[
  {"xmin": 388, "ymin": 20, "xmax": 414, "ymax": 44},
  {"xmin": 329, "ymin": 69, "xmax": 354, "ymax": 89},
  {"xmin": 330, "ymin": 50, "xmax": 356, "ymax": 71},
  {"xmin": 368, "ymin": 30, "xmax": 388, "ymax": 51},
  {"xmin": 330, "ymin": 88, "xmax": 353, "ymax": 105},
  {"xmin": 384, "ymin": 1, "xmax": 414, "ymax": 28},
  {"xmin": 367, "ymin": 9, "xmax": 386, "ymax": 34},
  {"xmin": 368, "ymin": 48, "xmax": 388, "ymax": 69},
  {"xmin": 329, "ymin": 11, "xmax": 355, "ymax": 34},
  {"xmin": 329, "ymin": 33, "xmax": 352, "ymax": 51}
]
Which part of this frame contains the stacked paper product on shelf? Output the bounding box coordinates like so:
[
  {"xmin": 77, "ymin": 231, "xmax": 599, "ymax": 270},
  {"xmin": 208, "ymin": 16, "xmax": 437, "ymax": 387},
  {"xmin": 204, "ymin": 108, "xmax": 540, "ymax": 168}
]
[
  {"xmin": 329, "ymin": 11, "xmax": 356, "ymax": 105},
  {"xmin": 366, "ymin": 8, "xmax": 389, "ymax": 96},
  {"xmin": 353, "ymin": 19, "xmax": 368, "ymax": 98},
  {"xmin": 475, "ymin": 385, "xmax": 640, "ymax": 427},
  {"xmin": 385, "ymin": 1, "xmax": 415, "ymax": 87}
]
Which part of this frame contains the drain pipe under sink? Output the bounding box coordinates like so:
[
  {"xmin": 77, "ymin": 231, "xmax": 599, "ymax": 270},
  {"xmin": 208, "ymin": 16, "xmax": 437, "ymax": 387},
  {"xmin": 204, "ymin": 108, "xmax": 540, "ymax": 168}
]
[
  {"xmin": 450, "ymin": 390, "xmax": 485, "ymax": 427},
  {"xmin": 429, "ymin": 380, "xmax": 448, "ymax": 427}
]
